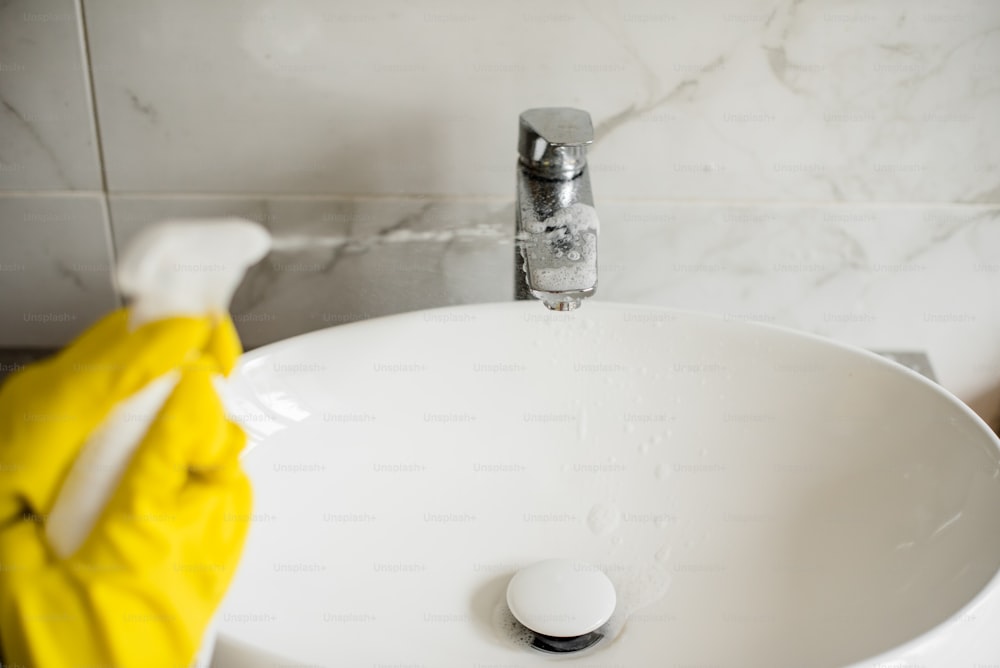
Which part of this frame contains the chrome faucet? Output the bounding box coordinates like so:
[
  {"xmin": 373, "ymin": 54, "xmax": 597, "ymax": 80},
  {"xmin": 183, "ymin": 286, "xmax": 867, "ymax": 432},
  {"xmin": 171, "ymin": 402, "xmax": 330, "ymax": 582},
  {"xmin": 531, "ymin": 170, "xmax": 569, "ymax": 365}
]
[{"xmin": 514, "ymin": 108, "xmax": 599, "ymax": 311}]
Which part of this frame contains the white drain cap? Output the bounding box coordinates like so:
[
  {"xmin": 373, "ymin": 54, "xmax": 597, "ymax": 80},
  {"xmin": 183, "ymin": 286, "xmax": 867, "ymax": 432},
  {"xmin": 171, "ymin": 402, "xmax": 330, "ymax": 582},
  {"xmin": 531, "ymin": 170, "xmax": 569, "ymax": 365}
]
[{"xmin": 506, "ymin": 559, "xmax": 616, "ymax": 638}]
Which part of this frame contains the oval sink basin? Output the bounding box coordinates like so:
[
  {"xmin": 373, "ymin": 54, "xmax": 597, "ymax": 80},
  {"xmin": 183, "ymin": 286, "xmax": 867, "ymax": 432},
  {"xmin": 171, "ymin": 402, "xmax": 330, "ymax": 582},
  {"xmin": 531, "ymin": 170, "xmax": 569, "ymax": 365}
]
[{"xmin": 216, "ymin": 302, "xmax": 1000, "ymax": 667}]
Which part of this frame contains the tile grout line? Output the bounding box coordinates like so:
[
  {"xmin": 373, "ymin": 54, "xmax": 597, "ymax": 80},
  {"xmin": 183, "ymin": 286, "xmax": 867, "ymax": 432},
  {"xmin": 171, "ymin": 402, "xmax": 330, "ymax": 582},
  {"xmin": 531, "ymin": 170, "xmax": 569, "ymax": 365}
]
[
  {"xmin": 60, "ymin": 192, "xmax": 1000, "ymax": 210},
  {"xmin": 4, "ymin": 188, "xmax": 998, "ymax": 212},
  {"xmin": 75, "ymin": 0, "xmax": 122, "ymax": 305}
]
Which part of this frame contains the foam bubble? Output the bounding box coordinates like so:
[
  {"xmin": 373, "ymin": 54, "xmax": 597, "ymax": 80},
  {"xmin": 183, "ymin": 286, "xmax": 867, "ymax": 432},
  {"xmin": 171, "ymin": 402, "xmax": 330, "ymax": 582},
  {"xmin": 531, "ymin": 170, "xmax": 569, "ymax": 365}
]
[
  {"xmin": 609, "ymin": 563, "xmax": 673, "ymax": 615},
  {"xmin": 523, "ymin": 203, "xmax": 599, "ymax": 292},
  {"xmin": 531, "ymin": 265, "xmax": 597, "ymax": 292}
]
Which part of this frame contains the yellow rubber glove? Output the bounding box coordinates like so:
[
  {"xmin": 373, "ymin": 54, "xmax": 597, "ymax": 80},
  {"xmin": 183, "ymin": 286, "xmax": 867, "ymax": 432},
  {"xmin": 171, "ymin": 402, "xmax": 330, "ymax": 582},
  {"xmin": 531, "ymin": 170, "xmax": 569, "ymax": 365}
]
[{"xmin": 0, "ymin": 308, "xmax": 251, "ymax": 667}]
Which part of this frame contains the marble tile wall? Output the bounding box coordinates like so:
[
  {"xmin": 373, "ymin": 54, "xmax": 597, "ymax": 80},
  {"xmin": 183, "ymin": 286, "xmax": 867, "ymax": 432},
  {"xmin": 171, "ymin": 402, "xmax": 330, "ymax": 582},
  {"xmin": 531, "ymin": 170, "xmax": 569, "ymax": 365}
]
[
  {"xmin": 81, "ymin": 0, "xmax": 1000, "ymax": 202},
  {"xmin": 1, "ymin": 0, "xmax": 998, "ymax": 424},
  {"xmin": 0, "ymin": 0, "xmax": 117, "ymax": 345}
]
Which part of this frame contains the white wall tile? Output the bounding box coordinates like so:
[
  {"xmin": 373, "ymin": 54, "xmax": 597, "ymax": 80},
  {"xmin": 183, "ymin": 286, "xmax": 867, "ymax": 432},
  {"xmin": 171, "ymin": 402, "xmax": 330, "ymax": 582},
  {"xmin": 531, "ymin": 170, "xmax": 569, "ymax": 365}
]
[
  {"xmin": 108, "ymin": 195, "xmax": 513, "ymax": 347},
  {"xmin": 0, "ymin": 0, "xmax": 102, "ymax": 190},
  {"xmin": 598, "ymin": 202, "xmax": 1000, "ymax": 424},
  {"xmin": 83, "ymin": 0, "xmax": 1000, "ymax": 202},
  {"xmin": 0, "ymin": 194, "xmax": 118, "ymax": 345}
]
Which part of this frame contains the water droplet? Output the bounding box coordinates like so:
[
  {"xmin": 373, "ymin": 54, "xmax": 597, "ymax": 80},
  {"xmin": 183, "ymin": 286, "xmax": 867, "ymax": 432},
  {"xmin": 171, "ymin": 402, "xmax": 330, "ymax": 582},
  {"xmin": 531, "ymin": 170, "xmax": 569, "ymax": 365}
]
[
  {"xmin": 587, "ymin": 503, "xmax": 621, "ymax": 536},
  {"xmin": 638, "ymin": 442, "xmax": 650, "ymax": 455},
  {"xmin": 625, "ymin": 423, "xmax": 636, "ymax": 434},
  {"xmin": 655, "ymin": 546, "xmax": 672, "ymax": 562},
  {"xmin": 612, "ymin": 536, "xmax": 624, "ymax": 546},
  {"xmin": 567, "ymin": 250, "xmax": 581, "ymax": 261},
  {"xmin": 654, "ymin": 464, "xmax": 671, "ymax": 480},
  {"xmin": 653, "ymin": 434, "xmax": 664, "ymax": 445}
]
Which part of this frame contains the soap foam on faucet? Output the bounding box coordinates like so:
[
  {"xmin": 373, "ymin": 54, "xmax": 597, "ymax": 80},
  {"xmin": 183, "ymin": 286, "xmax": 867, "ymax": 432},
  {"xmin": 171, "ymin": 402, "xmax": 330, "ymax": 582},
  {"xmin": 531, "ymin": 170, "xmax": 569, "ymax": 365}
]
[
  {"xmin": 524, "ymin": 203, "xmax": 599, "ymax": 293},
  {"xmin": 522, "ymin": 202, "xmax": 600, "ymax": 235},
  {"xmin": 531, "ymin": 265, "xmax": 597, "ymax": 293}
]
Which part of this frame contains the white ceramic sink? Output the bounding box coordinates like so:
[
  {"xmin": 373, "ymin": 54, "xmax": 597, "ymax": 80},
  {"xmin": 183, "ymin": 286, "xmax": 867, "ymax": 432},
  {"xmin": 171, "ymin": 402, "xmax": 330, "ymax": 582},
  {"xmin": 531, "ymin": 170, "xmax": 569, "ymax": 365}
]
[{"xmin": 214, "ymin": 302, "xmax": 1000, "ymax": 667}]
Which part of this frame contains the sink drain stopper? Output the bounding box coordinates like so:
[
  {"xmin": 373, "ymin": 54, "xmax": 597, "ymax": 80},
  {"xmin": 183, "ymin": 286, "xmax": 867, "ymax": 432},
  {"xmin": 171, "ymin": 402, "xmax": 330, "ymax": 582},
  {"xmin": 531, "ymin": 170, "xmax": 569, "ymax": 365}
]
[{"xmin": 506, "ymin": 558, "xmax": 617, "ymax": 654}]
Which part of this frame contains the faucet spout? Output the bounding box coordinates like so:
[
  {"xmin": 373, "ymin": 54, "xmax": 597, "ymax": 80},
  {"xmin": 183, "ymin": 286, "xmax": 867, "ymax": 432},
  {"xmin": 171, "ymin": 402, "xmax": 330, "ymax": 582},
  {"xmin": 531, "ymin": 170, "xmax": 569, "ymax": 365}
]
[{"xmin": 514, "ymin": 108, "xmax": 599, "ymax": 311}]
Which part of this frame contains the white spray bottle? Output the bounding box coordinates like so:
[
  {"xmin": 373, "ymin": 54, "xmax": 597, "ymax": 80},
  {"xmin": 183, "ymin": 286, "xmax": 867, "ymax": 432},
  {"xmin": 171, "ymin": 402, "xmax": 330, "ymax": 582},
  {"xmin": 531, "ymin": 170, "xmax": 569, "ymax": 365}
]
[{"xmin": 44, "ymin": 218, "xmax": 271, "ymax": 665}]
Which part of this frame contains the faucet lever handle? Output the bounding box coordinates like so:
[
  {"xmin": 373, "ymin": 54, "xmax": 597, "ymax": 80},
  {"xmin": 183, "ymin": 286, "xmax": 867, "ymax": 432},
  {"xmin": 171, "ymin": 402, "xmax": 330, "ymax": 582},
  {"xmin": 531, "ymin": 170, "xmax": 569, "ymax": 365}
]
[{"xmin": 518, "ymin": 108, "xmax": 594, "ymax": 179}]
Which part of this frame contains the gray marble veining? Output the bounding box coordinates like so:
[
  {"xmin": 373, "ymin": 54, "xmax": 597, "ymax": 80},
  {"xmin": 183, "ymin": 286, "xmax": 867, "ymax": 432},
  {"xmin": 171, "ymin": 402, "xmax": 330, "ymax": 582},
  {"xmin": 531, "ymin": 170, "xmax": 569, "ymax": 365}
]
[
  {"xmin": 0, "ymin": 0, "xmax": 102, "ymax": 191},
  {"xmin": 0, "ymin": 194, "xmax": 118, "ymax": 346},
  {"xmin": 78, "ymin": 0, "xmax": 1000, "ymax": 202}
]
